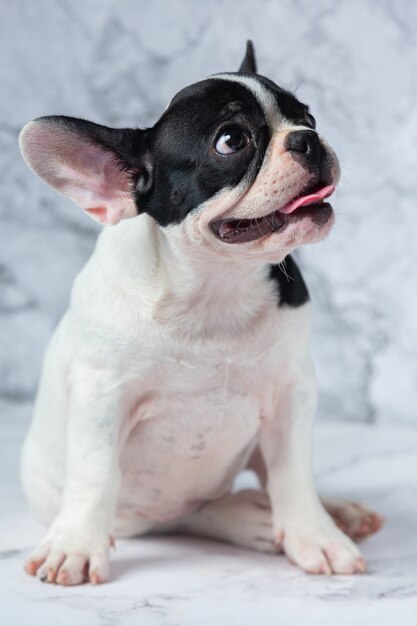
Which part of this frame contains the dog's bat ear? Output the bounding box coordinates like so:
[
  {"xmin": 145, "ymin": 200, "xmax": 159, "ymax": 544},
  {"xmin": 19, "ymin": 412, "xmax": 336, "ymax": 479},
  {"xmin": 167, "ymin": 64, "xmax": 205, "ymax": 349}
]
[
  {"xmin": 238, "ymin": 40, "xmax": 257, "ymax": 74},
  {"xmin": 19, "ymin": 116, "xmax": 152, "ymax": 225}
]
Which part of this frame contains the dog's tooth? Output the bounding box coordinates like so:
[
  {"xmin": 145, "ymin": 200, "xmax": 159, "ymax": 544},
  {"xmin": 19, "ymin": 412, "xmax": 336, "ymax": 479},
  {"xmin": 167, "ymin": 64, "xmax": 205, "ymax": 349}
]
[{"xmin": 218, "ymin": 222, "xmax": 236, "ymax": 238}]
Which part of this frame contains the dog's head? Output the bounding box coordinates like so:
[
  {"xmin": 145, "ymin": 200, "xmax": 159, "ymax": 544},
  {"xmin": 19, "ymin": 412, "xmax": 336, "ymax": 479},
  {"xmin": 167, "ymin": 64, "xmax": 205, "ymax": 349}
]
[{"xmin": 20, "ymin": 42, "xmax": 339, "ymax": 264}]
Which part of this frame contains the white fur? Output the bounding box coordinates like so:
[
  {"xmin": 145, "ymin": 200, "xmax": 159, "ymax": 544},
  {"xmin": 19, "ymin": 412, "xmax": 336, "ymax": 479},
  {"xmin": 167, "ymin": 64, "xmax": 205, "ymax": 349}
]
[{"xmin": 21, "ymin": 210, "xmax": 367, "ymax": 583}]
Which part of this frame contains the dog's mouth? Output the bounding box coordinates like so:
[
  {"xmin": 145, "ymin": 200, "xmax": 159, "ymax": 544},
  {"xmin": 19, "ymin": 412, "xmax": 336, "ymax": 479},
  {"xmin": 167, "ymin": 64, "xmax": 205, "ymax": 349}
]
[{"xmin": 210, "ymin": 184, "xmax": 335, "ymax": 244}]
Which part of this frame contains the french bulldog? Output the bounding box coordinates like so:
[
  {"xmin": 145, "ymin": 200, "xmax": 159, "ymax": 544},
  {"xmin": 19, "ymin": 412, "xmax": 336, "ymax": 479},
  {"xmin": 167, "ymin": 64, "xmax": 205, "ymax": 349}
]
[{"xmin": 19, "ymin": 41, "xmax": 382, "ymax": 585}]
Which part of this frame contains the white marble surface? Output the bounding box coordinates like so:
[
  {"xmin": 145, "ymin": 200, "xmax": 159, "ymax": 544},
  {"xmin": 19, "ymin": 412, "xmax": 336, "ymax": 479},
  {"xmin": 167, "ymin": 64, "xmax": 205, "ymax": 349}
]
[
  {"xmin": 1, "ymin": 400, "xmax": 417, "ymax": 624},
  {"xmin": 1, "ymin": 0, "xmax": 417, "ymax": 425}
]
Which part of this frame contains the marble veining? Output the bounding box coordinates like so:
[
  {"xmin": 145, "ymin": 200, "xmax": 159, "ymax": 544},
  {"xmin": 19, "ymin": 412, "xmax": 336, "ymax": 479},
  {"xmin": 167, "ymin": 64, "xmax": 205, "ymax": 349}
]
[{"xmin": 1, "ymin": 1, "xmax": 417, "ymax": 424}]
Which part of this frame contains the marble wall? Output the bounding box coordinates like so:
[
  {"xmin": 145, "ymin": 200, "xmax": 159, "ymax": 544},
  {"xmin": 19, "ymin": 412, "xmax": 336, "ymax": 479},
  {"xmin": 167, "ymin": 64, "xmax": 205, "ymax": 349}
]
[{"xmin": 1, "ymin": 0, "xmax": 416, "ymax": 424}]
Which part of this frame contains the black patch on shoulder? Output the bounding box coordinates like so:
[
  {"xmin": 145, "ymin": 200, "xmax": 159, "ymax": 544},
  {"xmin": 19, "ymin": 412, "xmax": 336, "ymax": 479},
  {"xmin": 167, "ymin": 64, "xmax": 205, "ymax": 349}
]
[{"xmin": 268, "ymin": 255, "xmax": 309, "ymax": 307}]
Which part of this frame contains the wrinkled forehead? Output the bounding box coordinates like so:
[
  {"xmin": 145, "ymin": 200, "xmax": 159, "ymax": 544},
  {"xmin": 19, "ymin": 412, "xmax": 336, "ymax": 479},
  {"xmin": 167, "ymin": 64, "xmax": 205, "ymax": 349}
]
[{"xmin": 165, "ymin": 73, "xmax": 307, "ymax": 131}]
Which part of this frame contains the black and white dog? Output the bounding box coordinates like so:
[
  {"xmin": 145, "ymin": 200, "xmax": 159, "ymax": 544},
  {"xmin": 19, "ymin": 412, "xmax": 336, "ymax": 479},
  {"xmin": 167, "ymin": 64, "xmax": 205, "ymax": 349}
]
[{"xmin": 19, "ymin": 42, "xmax": 382, "ymax": 586}]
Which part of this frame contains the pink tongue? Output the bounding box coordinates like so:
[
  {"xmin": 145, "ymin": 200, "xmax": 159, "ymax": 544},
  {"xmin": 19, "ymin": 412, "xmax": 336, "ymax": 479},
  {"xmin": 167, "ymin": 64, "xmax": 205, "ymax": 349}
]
[{"xmin": 278, "ymin": 185, "xmax": 335, "ymax": 214}]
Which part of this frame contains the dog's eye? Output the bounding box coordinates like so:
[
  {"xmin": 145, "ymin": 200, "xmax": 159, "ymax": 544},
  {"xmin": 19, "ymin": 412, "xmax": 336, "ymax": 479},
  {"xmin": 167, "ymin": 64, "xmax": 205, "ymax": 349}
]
[
  {"xmin": 304, "ymin": 112, "xmax": 316, "ymax": 129},
  {"xmin": 215, "ymin": 128, "xmax": 250, "ymax": 155}
]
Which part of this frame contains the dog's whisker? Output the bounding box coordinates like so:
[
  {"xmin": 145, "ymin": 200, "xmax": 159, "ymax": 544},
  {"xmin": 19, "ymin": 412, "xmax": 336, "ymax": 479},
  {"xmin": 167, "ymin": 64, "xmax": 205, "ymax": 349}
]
[
  {"xmin": 278, "ymin": 259, "xmax": 294, "ymax": 283},
  {"xmin": 255, "ymin": 217, "xmax": 264, "ymax": 237}
]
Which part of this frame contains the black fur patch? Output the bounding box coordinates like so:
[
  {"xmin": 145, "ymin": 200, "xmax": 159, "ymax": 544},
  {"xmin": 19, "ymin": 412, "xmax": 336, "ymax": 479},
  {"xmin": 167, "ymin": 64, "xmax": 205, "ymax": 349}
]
[
  {"xmin": 139, "ymin": 79, "xmax": 271, "ymax": 226},
  {"xmin": 137, "ymin": 75, "xmax": 320, "ymax": 227},
  {"xmin": 268, "ymin": 256, "xmax": 309, "ymax": 307},
  {"xmin": 239, "ymin": 40, "xmax": 257, "ymax": 74}
]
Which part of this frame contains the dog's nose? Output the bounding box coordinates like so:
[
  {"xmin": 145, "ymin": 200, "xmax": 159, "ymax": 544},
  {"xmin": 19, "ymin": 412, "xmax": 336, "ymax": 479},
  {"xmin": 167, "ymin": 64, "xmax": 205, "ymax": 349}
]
[{"xmin": 285, "ymin": 130, "xmax": 320, "ymax": 157}]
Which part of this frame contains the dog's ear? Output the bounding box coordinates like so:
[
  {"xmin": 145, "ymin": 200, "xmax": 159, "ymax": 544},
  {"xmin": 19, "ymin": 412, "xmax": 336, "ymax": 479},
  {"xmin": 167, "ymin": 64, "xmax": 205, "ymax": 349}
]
[
  {"xmin": 19, "ymin": 116, "xmax": 152, "ymax": 225},
  {"xmin": 238, "ymin": 40, "xmax": 257, "ymax": 74}
]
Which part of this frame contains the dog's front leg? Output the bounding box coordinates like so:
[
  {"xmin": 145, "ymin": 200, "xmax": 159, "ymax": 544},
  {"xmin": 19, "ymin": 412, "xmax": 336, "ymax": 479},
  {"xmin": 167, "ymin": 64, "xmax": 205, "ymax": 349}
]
[
  {"xmin": 24, "ymin": 365, "xmax": 123, "ymax": 585},
  {"xmin": 260, "ymin": 357, "xmax": 367, "ymax": 575}
]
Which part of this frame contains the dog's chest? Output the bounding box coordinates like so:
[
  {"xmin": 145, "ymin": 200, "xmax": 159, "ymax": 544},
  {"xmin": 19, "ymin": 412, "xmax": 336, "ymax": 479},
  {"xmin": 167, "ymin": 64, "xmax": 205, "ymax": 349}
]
[
  {"xmin": 128, "ymin": 306, "xmax": 282, "ymax": 419},
  {"xmin": 118, "ymin": 327, "xmax": 281, "ymax": 520},
  {"xmin": 128, "ymin": 332, "xmax": 276, "ymax": 444}
]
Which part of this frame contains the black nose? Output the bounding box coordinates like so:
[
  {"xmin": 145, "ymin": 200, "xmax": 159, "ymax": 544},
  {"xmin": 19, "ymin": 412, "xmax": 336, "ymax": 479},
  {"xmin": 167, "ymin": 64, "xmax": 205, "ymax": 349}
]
[{"xmin": 285, "ymin": 130, "xmax": 320, "ymax": 157}]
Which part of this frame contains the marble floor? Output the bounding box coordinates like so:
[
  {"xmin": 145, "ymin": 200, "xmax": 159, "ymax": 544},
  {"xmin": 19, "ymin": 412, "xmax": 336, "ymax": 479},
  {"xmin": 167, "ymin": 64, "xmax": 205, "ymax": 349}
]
[{"xmin": 1, "ymin": 400, "xmax": 416, "ymax": 625}]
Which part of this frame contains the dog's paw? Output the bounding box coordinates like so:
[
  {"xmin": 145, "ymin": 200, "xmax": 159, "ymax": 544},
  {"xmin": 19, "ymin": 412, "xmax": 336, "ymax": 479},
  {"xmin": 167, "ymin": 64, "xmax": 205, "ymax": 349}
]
[
  {"xmin": 24, "ymin": 527, "xmax": 112, "ymax": 585},
  {"xmin": 194, "ymin": 489, "xmax": 279, "ymax": 554},
  {"xmin": 323, "ymin": 497, "xmax": 384, "ymax": 540},
  {"xmin": 279, "ymin": 513, "xmax": 367, "ymax": 575},
  {"xmin": 226, "ymin": 489, "xmax": 279, "ymax": 554}
]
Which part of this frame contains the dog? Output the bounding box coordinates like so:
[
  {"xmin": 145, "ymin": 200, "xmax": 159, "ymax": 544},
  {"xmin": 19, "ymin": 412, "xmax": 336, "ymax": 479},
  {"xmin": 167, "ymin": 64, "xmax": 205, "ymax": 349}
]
[{"xmin": 19, "ymin": 41, "xmax": 382, "ymax": 586}]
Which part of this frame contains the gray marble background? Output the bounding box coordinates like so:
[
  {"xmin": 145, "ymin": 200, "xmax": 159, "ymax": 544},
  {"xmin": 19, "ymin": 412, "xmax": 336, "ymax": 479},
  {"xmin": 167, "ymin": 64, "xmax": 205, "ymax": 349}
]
[{"xmin": 1, "ymin": 0, "xmax": 416, "ymax": 424}]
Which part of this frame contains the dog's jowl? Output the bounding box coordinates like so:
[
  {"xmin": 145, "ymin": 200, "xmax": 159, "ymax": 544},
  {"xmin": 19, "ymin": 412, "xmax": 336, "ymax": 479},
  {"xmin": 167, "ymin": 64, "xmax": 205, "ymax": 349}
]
[{"xmin": 19, "ymin": 42, "xmax": 382, "ymax": 586}]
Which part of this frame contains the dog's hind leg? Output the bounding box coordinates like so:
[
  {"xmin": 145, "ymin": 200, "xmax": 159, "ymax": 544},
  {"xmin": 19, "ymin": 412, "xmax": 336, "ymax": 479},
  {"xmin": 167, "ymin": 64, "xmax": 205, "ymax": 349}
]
[{"xmin": 176, "ymin": 489, "xmax": 279, "ymax": 554}]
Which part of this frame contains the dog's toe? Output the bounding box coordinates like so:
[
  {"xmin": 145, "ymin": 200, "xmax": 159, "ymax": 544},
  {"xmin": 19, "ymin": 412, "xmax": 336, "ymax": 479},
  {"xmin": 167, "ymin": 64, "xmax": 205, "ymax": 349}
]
[
  {"xmin": 24, "ymin": 533, "xmax": 110, "ymax": 586},
  {"xmin": 323, "ymin": 497, "xmax": 384, "ymax": 540}
]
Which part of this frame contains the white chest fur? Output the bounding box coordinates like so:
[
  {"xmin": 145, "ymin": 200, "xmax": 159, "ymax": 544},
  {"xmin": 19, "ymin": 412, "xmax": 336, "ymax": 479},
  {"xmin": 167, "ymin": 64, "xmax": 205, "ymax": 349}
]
[
  {"xmin": 55, "ymin": 217, "xmax": 305, "ymax": 521},
  {"xmin": 24, "ymin": 215, "xmax": 311, "ymax": 524},
  {"xmin": 118, "ymin": 355, "xmax": 264, "ymax": 520}
]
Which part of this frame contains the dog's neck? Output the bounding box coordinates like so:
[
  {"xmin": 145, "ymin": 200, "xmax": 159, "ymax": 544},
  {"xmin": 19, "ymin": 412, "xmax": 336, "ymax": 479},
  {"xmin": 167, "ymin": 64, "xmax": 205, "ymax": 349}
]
[
  {"xmin": 98, "ymin": 215, "xmax": 279, "ymax": 339},
  {"xmin": 154, "ymin": 224, "xmax": 276, "ymax": 339}
]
